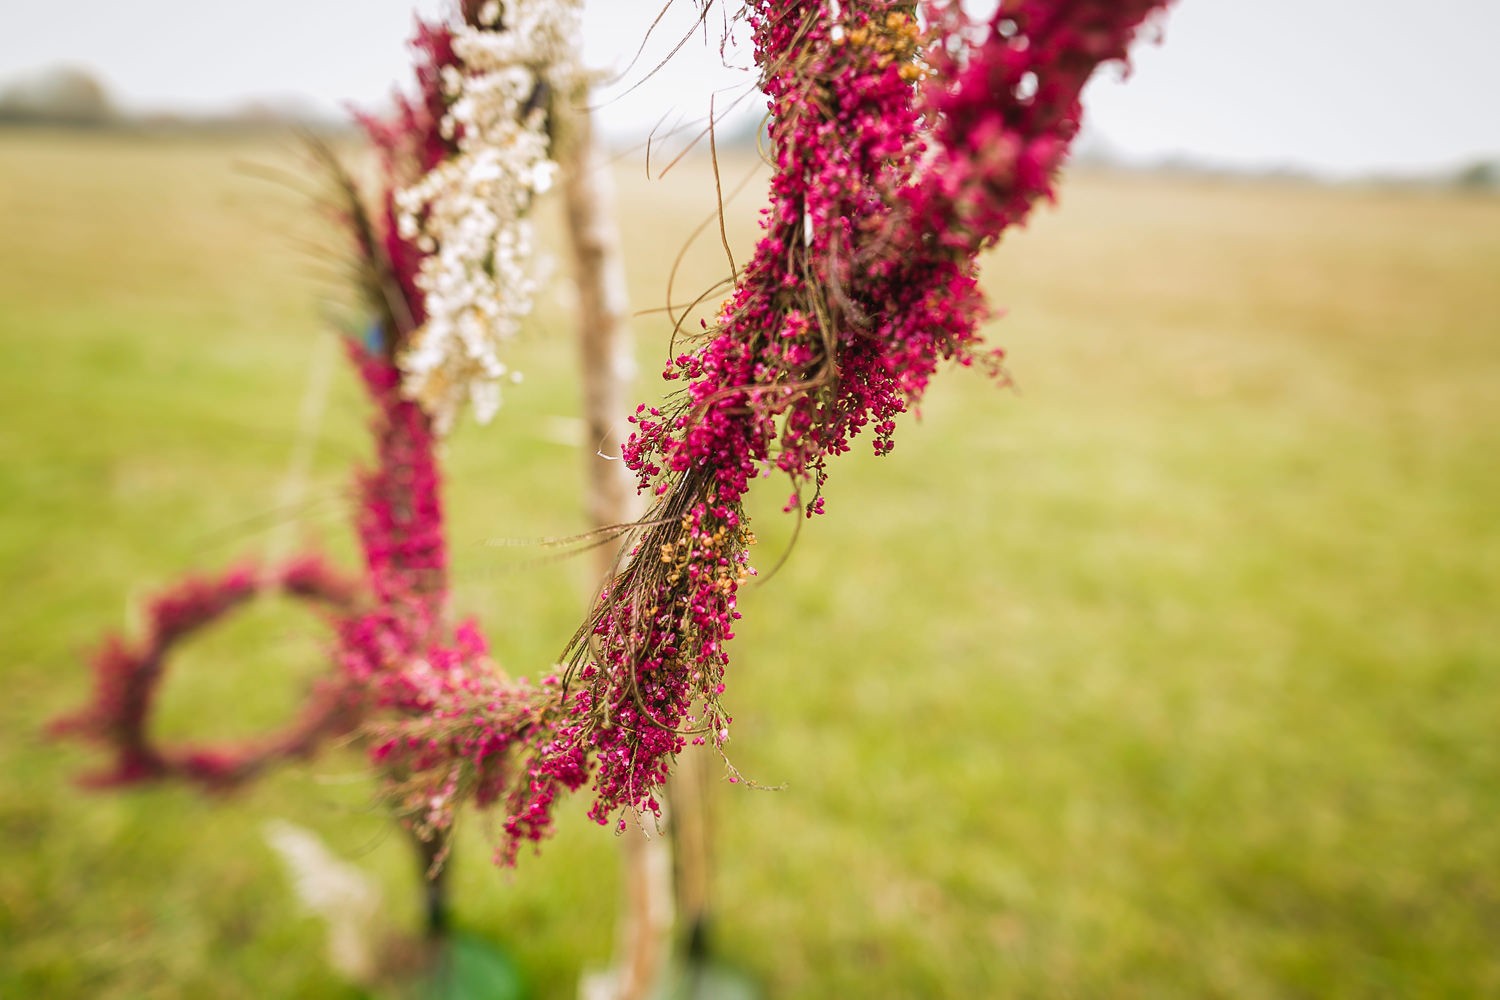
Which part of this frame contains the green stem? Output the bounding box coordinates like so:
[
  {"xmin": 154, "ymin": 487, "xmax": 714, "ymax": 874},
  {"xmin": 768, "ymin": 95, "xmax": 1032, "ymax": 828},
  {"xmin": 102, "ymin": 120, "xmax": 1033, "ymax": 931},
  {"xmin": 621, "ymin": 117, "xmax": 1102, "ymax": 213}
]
[{"xmin": 413, "ymin": 829, "xmax": 452, "ymax": 941}]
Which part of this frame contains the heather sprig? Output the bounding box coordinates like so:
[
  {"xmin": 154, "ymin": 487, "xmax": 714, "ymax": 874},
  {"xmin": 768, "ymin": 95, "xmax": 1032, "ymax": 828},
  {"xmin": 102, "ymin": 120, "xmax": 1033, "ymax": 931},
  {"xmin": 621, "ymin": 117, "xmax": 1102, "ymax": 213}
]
[
  {"xmin": 533, "ymin": 1, "xmax": 942, "ymax": 831},
  {"xmin": 529, "ymin": 0, "xmax": 1175, "ymax": 829},
  {"xmin": 334, "ymin": 342, "xmax": 582, "ymax": 864},
  {"xmin": 905, "ymin": 0, "xmax": 1176, "ymax": 253}
]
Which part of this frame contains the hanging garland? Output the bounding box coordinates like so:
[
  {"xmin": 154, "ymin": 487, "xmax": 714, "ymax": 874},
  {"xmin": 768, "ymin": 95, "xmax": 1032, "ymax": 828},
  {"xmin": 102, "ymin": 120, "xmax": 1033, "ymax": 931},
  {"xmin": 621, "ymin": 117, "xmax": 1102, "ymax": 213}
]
[
  {"xmin": 497, "ymin": 0, "xmax": 1178, "ymax": 837},
  {"xmin": 51, "ymin": 3, "xmax": 588, "ymax": 866}
]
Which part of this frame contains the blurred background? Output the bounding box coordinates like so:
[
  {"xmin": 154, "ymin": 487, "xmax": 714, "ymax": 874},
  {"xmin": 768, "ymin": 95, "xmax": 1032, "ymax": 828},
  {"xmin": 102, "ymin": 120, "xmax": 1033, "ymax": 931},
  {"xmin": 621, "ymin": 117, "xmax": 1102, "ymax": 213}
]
[{"xmin": 2, "ymin": 1, "xmax": 1497, "ymax": 997}]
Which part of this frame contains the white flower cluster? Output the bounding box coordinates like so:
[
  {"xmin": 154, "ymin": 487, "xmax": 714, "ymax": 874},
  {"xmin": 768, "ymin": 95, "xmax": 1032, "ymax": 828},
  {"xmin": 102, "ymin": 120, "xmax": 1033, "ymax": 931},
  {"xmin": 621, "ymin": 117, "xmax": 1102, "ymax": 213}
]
[{"xmin": 396, "ymin": 0, "xmax": 583, "ymax": 433}]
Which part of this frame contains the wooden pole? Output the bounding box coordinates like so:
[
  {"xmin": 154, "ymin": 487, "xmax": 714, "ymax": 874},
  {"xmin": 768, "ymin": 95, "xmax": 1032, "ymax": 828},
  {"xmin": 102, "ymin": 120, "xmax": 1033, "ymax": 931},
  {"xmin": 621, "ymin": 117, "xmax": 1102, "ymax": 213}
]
[{"xmin": 562, "ymin": 104, "xmax": 675, "ymax": 1000}]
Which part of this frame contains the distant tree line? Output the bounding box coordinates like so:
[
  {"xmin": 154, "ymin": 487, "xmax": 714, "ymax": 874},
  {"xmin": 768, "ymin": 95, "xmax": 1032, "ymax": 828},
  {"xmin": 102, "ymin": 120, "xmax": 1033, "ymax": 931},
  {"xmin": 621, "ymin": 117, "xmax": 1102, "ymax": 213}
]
[
  {"xmin": 1454, "ymin": 160, "xmax": 1500, "ymax": 190},
  {"xmin": 0, "ymin": 65, "xmax": 347, "ymax": 134},
  {"xmin": 0, "ymin": 67, "xmax": 117, "ymax": 125},
  {"xmin": 1, "ymin": 64, "xmax": 1492, "ymax": 192}
]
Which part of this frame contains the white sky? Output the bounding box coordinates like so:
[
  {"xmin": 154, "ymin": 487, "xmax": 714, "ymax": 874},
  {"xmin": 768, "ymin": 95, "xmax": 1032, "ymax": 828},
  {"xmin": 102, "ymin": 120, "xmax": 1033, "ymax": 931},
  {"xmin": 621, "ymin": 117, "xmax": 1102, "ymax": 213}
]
[{"xmin": 2, "ymin": 1, "xmax": 1498, "ymax": 177}]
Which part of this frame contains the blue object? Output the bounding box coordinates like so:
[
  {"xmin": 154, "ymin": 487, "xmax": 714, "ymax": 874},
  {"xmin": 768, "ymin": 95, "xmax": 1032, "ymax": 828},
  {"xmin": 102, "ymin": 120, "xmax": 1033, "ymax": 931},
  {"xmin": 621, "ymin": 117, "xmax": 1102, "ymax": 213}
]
[{"xmin": 364, "ymin": 319, "xmax": 388, "ymax": 356}]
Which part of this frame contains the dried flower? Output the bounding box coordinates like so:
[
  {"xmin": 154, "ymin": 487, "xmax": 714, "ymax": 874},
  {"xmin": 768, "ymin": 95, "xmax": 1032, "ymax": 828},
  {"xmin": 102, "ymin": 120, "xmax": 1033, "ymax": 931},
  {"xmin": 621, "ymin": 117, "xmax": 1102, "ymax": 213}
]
[
  {"xmin": 50, "ymin": 1, "xmax": 591, "ymax": 863},
  {"xmin": 516, "ymin": 0, "xmax": 1176, "ymax": 831},
  {"xmin": 48, "ymin": 558, "xmax": 361, "ymax": 790},
  {"xmin": 395, "ymin": 0, "xmax": 584, "ymax": 432}
]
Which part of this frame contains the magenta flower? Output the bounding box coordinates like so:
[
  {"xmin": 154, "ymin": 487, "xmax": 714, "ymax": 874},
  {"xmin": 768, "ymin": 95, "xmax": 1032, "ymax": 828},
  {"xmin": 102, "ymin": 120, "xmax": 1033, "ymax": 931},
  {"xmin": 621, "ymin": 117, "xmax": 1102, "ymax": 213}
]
[
  {"xmin": 516, "ymin": 0, "xmax": 1176, "ymax": 834},
  {"xmin": 48, "ymin": 557, "xmax": 361, "ymax": 790},
  {"xmin": 52, "ymin": 8, "xmax": 582, "ymax": 866}
]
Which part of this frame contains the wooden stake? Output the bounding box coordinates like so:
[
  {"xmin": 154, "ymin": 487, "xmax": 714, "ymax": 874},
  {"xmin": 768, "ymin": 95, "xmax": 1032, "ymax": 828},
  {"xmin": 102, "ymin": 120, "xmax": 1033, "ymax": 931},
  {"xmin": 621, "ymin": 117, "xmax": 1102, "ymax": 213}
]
[{"xmin": 563, "ymin": 103, "xmax": 675, "ymax": 1000}]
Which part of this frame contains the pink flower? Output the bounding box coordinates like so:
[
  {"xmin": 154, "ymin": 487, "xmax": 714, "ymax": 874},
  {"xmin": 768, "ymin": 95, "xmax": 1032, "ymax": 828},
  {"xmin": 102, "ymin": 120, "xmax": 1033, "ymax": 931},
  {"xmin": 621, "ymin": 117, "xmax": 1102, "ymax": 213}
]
[{"xmin": 537, "ymin": 0, "xmax": 1175, "ymax": 827}]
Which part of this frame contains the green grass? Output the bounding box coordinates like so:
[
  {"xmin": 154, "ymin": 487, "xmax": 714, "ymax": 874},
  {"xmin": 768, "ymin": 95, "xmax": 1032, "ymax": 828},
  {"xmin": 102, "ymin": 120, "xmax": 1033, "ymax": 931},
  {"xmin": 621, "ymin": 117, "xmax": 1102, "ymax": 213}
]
[{"xmin": 2, "ymin": 129, "xmax": 1499, "ymax": 998}]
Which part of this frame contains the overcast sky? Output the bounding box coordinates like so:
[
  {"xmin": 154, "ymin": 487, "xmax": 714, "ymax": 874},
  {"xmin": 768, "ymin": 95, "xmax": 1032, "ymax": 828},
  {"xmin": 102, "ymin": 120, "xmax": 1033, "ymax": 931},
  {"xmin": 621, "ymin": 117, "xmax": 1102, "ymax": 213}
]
[{"xmin": 3, "ymin": 1, "xmax": 1497, "ymax": 177}]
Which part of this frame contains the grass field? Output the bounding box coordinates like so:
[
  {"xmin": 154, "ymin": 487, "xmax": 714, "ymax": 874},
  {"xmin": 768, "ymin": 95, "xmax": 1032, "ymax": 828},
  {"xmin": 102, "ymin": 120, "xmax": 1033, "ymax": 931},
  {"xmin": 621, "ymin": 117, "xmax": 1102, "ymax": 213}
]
[{"xmin": 2, "ymin": 129, "xmax": 1498, "ymax": 998}]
